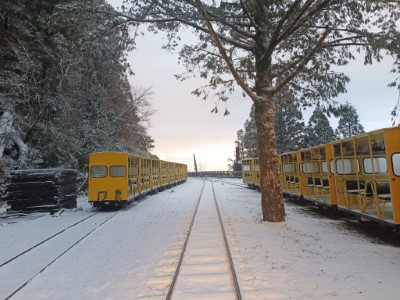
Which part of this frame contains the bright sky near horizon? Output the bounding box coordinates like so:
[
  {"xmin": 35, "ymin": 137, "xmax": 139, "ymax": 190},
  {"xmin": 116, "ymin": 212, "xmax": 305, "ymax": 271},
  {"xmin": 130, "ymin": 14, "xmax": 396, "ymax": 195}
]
[{"xmin": 108, "ymin": 0, "xmax": 399, "ymax": 171}]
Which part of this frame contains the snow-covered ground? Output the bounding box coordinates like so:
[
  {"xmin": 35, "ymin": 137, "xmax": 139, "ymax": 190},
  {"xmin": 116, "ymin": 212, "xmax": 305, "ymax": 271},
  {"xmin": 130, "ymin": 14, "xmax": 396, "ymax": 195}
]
[{"xmin": 1, "ymin": 178, "xmax": 399, "ymax": 299}]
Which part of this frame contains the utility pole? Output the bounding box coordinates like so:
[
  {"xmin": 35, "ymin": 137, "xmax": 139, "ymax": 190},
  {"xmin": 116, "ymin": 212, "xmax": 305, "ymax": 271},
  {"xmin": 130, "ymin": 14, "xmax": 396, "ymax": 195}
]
[{"xmin": 193, "ymin": 154, "xmax": 198, "ymax": 173}]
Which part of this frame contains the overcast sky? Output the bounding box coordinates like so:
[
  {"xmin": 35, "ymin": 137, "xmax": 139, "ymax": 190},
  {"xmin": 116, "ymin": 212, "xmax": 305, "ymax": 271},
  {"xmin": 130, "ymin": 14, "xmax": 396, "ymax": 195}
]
[{"xmin": 108, "ymin": 1, "xmax": 399, "ymax": 171}]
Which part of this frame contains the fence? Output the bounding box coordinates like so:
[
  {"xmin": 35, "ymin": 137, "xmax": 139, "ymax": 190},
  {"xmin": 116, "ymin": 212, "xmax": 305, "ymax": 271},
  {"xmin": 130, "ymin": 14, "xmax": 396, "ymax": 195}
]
[{"xmin": 188, "ymin": 171, "xmax": 242, "ymax": 178}]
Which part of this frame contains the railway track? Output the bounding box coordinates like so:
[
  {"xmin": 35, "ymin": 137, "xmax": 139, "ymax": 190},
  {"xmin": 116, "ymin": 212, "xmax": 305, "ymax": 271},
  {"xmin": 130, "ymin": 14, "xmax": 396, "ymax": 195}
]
[
  {"xmin": 166, "ymin": 180, "xmax": 242, "ymax": 299},
  {"xmin": 0, "ymin": 206, "xmax": 130, "ymax": 300}
]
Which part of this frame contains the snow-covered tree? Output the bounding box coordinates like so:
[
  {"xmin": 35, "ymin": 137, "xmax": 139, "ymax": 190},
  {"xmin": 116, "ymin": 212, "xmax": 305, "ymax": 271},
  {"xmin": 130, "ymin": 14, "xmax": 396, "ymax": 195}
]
[
  {"xmin": 242, "ymin": 106, "xmax": 259, "ymax": 159},
  {"xmin": 235, "ymin": 129, "xmax": 245, "ymax": 161},
  {"xmin": 335, "ymin": 101, "xmax": 365, "ymax": 138},
  {"xmin": 116, "ymin": 1, "xmax": 400, "ymax": 222},
  {"xmin": 305, "ymin": 107, "xmax": 337, "ymax": 146},
  {"xmin": 275, "ymin": 90, "xmax": 306, "ymax": 153},
  {"xmin": 0, "ymin": 0, "xmax": 154, "ymax": 178},
  {"xmin": 238, "ymin": 91, "xmax": 306, "ymax": 157}
]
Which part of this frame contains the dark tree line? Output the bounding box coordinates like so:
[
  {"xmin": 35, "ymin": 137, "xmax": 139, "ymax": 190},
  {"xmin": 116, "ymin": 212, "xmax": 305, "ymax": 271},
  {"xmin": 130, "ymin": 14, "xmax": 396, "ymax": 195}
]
[{"xmin": 0, "ymin": 0, "xmax": 154, "ymax": 180}]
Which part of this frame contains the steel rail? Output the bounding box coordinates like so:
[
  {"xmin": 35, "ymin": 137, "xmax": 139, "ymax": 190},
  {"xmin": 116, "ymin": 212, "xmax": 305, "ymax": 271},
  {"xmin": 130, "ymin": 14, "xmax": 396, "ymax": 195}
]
[
  {"xmin": 4, "ymin": 209, "xmax": 123, "ymax": 300},
  {"xmin": 0, "ymin": 212, "xmax": 98, "ymax": 269},
  {"xmin": 211, "ymin": 181, "xmax": 242, "ymax": 300},
  {"xmin": 165, "ymin": 180, "xmax": 205, "ymax": 300}
]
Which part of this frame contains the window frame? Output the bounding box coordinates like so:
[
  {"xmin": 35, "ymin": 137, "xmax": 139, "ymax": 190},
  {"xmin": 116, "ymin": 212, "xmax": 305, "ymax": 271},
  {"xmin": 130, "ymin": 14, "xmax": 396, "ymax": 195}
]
[
  {"xmin": 110, "ymin": 165, "xmax": 127, "ymax": 177},
  {"xmin": 90, "ymin": 165, "xmax": 108, "ymax": 178}
]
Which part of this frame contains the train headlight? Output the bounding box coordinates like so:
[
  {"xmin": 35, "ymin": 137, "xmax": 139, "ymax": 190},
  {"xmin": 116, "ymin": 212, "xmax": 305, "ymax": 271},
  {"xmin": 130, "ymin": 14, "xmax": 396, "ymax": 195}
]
[{"xmin": 115, "ymin": 189, "xmax": 121, "ymax": 201}]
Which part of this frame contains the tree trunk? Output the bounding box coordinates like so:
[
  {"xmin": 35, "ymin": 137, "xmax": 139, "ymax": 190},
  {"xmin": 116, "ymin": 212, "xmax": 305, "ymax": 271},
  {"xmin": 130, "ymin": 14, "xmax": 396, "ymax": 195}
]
[{"xmin": 254, "ymin": 97, "xmax": 285, "ymax": 222}]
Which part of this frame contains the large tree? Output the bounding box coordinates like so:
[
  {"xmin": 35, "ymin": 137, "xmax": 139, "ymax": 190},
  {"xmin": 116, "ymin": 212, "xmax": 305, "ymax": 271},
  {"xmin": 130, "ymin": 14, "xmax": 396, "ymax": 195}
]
[
  {"xmin": 115, "ymin": 0, "xmax": 400, "ymax": 222},
  {"xmin": 305, "ymin": 106, "xmax": 337, "ymax": 146},
  {"xmin": 275, "ymin": 90, "xmax": 306, "ymax": 153},
  {"xmin": 335, "ymin": 101, "xmax": 365, "ymax": 138},
  {"xmin": 240, "ymin": 91, "xmax": 306, "ymax": 158}
]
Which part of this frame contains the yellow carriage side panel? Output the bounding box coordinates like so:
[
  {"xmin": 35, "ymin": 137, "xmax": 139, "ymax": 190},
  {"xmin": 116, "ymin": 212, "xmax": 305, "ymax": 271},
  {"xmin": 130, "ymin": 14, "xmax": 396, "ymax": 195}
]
[
  {"xmin": 280, "ymin": 152, "xmax": 300, "ymax": 195},
  {"xmin": 325, "ymin": 143, "xmax": 337, "ymax": 206},
  {"xmin": 253, "ymin": 158, "xmax": 260, "ymax": 187},
  {"xmin": 151, "ymin": 159, "xmax": 160, "ymax": 189},
  {"xmin": 384, "ymin": 127, "xmax": 400, "ymax": 224},
  {"xmin": 296, "ymin": 151, "xmax": 303, "ymax": 196},
  {"xmin": 141, "ymin": 157, "xmax": 151, "ymax": 191},
  {"xmin": 242, "ymin": 159, "xmax": 252, "ymax": 185}
]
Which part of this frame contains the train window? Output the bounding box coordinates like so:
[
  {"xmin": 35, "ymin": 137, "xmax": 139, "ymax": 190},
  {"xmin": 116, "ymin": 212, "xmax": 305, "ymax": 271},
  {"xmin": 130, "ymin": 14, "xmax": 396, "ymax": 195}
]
[
  {"xmin": 110, "ymin": 166, "xmax": 126, "ymax": 177},
  {"xmin": 335, "ymin": 159, "xmax": 359, "ymax": 174},
  {"xmin": 91, "ymin": 165, "xmax": 107, "ymax": 178},
  {"xmin": 282, "ymin": 164, "xmax": 294, "ymax": 172},
  {"xmin": 363, "ymin": 157, "xmax": 387, "ymax": 174},
  {"xmin": 392, "ymin": 153, "xmax": 400, "ymax": 176},
  {"xmin": 321, "ymin": 162, "xmax": 328, "ymax": 173},
  {"xmin": 329, "ymin": 160, "xmax": 335, "ymax": 174},
  {"xmin": 302, "ymin": 162, "xmax": 319, "ymax": 173}
]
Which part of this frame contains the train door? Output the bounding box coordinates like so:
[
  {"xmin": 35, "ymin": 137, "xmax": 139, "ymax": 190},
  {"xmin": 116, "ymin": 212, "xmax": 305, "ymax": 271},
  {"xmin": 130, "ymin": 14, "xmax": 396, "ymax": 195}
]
[
  {"xmin": 385, "ymin": 126, "xmax": 400, "ymax": 225},
  {"xmin": 325, "ymin": 143, "xmax": 337, "ymax": 206},
  {"xmin": 242, "ymin": 159, "xmax": 252, "ymax": 185},
  {"xmin": 380, "ymin": 126, "xmax": 400, "ymax": 226}
]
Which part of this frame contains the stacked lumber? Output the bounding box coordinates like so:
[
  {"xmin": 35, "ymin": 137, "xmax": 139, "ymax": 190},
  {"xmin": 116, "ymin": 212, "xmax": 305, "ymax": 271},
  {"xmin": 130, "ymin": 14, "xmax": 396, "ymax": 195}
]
[{"xmin": 3, "ymin": 169, "xmax": 77, "ymax": 212}]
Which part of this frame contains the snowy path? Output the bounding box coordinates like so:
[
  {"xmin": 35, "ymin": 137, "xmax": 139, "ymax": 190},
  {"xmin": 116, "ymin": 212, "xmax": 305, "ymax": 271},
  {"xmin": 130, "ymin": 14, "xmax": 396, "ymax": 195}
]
[
  {"xmin": 1, "ymin": 212, "xmax": 118, "ymax": 299},
  {"xmin": 171, "ymin": 181, "xmax": 238, "ymax": 299},
  {"xmin": 1, "ymin": 180, "xmax": 203, "ymax": 300},
  {"xmin": 213, "ymin": 179, "xmax": 400, "ymax": 300}
]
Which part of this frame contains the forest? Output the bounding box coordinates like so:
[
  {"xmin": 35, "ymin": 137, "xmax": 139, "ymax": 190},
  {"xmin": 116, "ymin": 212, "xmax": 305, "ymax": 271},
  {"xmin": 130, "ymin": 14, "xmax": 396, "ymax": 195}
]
[
  {"xmin": 0, "ymin": 0, "xmax": 154, "ymax": 184},
  {"xmin": 236, "ymin": 100, "xmax": 366, "ymax": 160}
]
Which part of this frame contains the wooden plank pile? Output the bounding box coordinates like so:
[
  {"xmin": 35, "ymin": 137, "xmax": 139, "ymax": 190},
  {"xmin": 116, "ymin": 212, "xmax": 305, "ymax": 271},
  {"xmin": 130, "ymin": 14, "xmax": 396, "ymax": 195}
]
[{"xmin": 3, "ymin": 169, "xmax": 77, "ymax": 212}]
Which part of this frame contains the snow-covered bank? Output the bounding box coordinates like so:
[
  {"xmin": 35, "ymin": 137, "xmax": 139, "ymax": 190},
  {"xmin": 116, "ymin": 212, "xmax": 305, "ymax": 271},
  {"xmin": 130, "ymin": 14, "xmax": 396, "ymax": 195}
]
[
  {"xmin": 215, "ymin": 179, "xmax": 400, "ymax": 300},
  {"xmin": 1, "ymin": 178, "xmax": 399, "ymax": 299},
  {"xmin": 1, "ymin": 180, "xmax": 202, "ymax": 299}
]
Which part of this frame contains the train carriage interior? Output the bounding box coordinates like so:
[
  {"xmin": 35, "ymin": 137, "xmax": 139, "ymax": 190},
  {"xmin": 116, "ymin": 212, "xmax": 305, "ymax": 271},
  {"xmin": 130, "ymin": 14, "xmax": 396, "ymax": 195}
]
[
  {"xmin": 332, "ymin": 131, "xmax": 394, "ymax": 222},
  {"xmin": 281, "ymin": 152, "xmax": 300, "ymax": 196},
  {"xmin": 300, "ymin": 146, "xmax": 331, "ymax": 204}
]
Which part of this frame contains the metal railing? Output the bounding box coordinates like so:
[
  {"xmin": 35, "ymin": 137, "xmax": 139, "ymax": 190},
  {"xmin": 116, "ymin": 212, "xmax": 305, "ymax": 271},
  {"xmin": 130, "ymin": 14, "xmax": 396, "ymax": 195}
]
[{"xmin": 188, "ymin": 171, "xmax": 242, "ymax": 178}]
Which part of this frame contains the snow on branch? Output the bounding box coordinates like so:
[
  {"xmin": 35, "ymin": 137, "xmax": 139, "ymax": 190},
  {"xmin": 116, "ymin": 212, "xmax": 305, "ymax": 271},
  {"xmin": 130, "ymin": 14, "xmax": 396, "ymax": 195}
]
[{"xmin": 0, "ymin": 111, "xmax": 28, "ymax": 159}]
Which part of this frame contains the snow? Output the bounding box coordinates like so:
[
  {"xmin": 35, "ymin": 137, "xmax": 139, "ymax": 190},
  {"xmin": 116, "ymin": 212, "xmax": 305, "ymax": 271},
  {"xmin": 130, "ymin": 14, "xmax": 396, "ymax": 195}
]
[
  {"xmin": 0, "ymin": 112, "xmax": 28, "ymax": 159},
  {"xmin": 1, "ymin": 178, "xmax": 399, "ymax": 299}
]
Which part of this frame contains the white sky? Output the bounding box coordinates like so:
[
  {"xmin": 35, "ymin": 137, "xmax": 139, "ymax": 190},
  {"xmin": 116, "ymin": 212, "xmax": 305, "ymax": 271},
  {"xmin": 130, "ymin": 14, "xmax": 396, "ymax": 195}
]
[{"xmin": 108, "ymin": 0, "xmax": 399, "ymax": 171}]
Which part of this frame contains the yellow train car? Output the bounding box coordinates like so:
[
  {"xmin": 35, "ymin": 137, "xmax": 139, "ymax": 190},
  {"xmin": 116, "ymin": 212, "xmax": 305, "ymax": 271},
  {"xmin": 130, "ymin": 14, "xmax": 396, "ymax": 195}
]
[
  {"xmin": 242, "ymin": 158, "xmax": 260, "ymax": 189},
  {"xmin": 243, "ymin": 126, "xmax": 400, "ymax": 228},
  {"xmin": 280, "ymin": 151, "xmax": 302, "ymax": 197},
  {"xmin": 330, "ymin": 127, "xmax": 400, "ymax": 226},
  {"xmin": 88, "ymin": 152, "xmax": 187, "ymax": 208},
  {"xmin": 298, "ymin": 145, "xmax": 332, "ymax": 205}
]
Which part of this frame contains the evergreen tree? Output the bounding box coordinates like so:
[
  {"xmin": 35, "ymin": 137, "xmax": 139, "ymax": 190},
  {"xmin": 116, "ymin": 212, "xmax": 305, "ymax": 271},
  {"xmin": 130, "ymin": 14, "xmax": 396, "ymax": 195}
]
[
  {"xmin": 305, "ymin": 107, "xmax": 337, "ymax": 147},
  {"xmin": 235, "ymin": 129, "xmax": 245, "ymax": 161},
  {"xmin": 275, "ymin": 91, "xmax": 306, "ymax": 153},
  {"xmin": 242, "ymin": 106, "xmax": 259, "ymax": 159},
  {"xmin": 239, "ymin": 91, "xmax": 306, "ymax": 157},
  {"xmin": 335, "ymin": 101, "xmax": 365, "ymax": 138}
]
